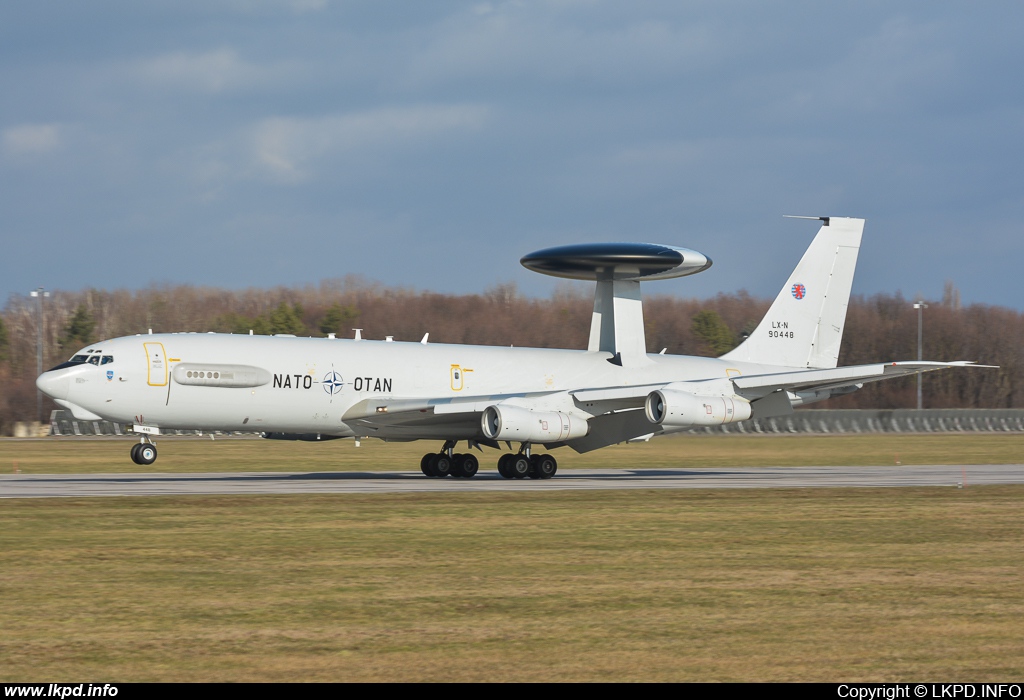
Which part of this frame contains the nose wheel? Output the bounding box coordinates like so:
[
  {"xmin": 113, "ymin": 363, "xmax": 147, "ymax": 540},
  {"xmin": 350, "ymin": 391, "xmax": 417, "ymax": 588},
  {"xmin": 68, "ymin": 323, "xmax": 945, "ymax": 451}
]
[{"xmin": 130, "ymin": 441, "xmax": 158, "ymax": 466}]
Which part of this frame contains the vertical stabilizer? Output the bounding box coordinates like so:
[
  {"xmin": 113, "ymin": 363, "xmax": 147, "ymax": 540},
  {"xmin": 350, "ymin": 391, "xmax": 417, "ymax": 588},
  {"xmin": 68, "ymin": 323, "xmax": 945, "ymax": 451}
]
[{"xmin": 721, "ymin": 217, "xmax": 864, "ymax": 369}]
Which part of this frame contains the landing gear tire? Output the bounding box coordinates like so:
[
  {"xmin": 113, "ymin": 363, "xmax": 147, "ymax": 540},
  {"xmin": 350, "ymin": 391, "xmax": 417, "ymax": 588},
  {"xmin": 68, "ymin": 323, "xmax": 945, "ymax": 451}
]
[
  {"xmin": 433, "ymin": 454, "xmax": 453, "ymax": 478},
  {"xmin": 421, "ymin": 453, "xmax": 437, "ymax": 477},
  {"xmin": 527, "ymin": 456, "xmax": 542, "ymax": 479},
  {"xmin": 453, "ymin": 453, "xmax": 479, "ymax": 478},
  {"xmin": 510, "ymin": 455, "xmax": 531, "ymax": 479},
  {"xmin": 136, "ymin": 443, "xmax": 157, "ymax": 466},
  {"xmin": 534, "ymin": 454, "xmax": 557, "ymax": 479},
  {"xmin": 130, "ymin": 443, "xmax": 142, "ymax": 464},
  {"xmin": 497, "ymin": 454, "xmax": 515, "ymax": 479}
]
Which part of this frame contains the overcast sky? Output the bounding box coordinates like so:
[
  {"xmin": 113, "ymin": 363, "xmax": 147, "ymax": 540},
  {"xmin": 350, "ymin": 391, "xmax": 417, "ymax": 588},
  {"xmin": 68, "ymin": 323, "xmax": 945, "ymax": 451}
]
[{"xmin": 2, "ymin": 1, "xmax": 1022, "ymax": 309}]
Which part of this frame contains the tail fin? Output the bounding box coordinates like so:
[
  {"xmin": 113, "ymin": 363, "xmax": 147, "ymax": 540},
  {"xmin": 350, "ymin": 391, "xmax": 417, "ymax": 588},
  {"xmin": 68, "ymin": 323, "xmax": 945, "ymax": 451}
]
[{"xmin": 721, "ymin": 216, "xmax": 864, "ymax": 369}]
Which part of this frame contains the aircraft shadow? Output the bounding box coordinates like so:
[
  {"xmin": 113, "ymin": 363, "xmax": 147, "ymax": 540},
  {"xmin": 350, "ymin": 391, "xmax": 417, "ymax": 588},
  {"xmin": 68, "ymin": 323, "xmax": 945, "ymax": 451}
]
[{"xmin": 9, "ymin": 468, "xmax": 725, "ymax": 485}]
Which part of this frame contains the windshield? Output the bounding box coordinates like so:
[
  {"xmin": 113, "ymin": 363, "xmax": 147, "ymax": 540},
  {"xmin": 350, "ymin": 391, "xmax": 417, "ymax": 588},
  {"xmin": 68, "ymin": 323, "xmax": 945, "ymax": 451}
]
[{"xmin": 45, "ymin": 352, "xmax": 112, "ymax": 372}]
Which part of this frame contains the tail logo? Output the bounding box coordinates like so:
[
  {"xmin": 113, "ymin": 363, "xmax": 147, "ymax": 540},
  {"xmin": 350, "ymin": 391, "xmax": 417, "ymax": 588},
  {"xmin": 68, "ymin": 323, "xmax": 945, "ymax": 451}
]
[{"xmin": 791, "ymin": 283, "xmax": 807, "ymax": 300}]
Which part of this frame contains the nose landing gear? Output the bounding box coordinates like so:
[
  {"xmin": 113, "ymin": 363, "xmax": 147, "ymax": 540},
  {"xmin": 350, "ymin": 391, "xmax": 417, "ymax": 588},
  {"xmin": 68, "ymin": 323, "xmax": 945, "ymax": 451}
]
[{"xmin": 130, "ymin": 439, "xmax": 158, "ymax": 466}]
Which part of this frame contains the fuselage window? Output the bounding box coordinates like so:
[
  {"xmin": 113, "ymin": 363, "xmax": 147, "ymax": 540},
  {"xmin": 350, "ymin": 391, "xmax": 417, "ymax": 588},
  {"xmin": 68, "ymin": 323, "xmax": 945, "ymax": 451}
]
[
  {"xmin": 101, "ymin": 356, "xmax": 114, "ymax": 365},
  {"xmin": 88, "ymin": 356, "xmax": 101, "ymax": 365}
]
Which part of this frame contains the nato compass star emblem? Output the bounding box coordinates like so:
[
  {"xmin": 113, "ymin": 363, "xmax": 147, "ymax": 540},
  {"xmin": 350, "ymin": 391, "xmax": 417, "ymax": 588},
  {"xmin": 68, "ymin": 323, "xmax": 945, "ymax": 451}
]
[{"xmin": 322, "ymin": 370, "xmax": 344, "ymax": 397}]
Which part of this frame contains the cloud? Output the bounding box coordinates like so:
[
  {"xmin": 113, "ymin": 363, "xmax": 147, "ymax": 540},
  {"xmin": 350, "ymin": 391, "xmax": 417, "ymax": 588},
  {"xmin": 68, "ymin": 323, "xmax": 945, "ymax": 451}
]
[
  {"xmin": 400, "ymin": 4, "xmax": 723, "ymax": 88},
  {"xmin": 247, "ymin": 103, "xmax": 489, "ymax": 181},
  {"xmin": 131, "ymin": 48, "xmax": 290, "ymax": 94},
  {"xmin": 2, "ymin": 123, "xmax": 61, "ymax": 156}
]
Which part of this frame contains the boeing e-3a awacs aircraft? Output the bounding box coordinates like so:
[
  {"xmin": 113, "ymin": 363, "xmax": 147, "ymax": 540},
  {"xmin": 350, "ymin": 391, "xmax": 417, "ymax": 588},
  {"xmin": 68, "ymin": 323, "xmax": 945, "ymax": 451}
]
[{"xmin": 36, "ymin": 216, "xmax": 987, "ymax": 479}]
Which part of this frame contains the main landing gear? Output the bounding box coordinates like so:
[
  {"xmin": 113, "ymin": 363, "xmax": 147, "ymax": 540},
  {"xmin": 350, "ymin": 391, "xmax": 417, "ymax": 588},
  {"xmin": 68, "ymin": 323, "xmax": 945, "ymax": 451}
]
[
  {"xmin": 496, "ymin": 451, "xmax": 557, "ymax": 480},
  {"xmin": 420, "ymin": 440, "xmax": 480, "ymax": 478},
  {"xmin": 419, "ymin": 441, "xmax": 557, "ymax": 480},
  {"xmin": 130, "ymin": 438, "xmax": 158, "ymax": 466}
]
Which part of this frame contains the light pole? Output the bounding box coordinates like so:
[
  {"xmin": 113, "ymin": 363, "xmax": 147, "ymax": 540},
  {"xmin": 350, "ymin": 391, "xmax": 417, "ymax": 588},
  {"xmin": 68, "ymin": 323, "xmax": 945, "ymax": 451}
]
[
  {"xmin": 30, "ymin": 287, "xmax": 50, "ymax": 423},
  {"xmin": 913, "ymin": 300, "xmax": 928, "ymax": 410}
]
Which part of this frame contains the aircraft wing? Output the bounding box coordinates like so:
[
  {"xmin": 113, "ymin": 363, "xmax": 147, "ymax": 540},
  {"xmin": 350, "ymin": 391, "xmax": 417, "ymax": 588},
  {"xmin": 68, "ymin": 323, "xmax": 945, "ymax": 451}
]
[
  {"xmin": 340, "ymin": 392, "xmax": 560, "ymax": 439},
  {"xmin": 338, "ymin": 361, "xmax": 993, "ymax": 446}
]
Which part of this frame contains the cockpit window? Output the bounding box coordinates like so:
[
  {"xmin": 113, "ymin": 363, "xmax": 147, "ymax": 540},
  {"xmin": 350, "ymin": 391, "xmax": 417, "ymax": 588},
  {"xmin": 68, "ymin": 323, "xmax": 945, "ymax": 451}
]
[
  {"xmin": 88, "ymin": 356, "xmax": 101, "ymax": 365},
  {"xmin": 46, "ymin": 355, "xmax": 91, "ymax": 372},
  {"xmin": 101, "ymin": 356, "xmax": 114, "ymax": 365}
]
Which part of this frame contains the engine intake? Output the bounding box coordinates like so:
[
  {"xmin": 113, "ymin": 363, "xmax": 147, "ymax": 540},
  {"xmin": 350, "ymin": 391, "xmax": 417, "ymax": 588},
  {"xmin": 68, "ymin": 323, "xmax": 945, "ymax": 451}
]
[
  {"xmin": 481, "ymin": 404, "xmax": 589, "ymax": 442},
  {"xmin": 645, "ymin": 389, "xmax": 751, "ymax": 427}
]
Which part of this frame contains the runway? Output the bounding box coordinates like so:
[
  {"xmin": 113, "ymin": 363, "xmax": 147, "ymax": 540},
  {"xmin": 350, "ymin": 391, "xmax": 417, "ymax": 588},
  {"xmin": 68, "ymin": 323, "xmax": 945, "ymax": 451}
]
[{"xmin": 2, "ymin": 464, "xmax": 1023, "ymax": 498}]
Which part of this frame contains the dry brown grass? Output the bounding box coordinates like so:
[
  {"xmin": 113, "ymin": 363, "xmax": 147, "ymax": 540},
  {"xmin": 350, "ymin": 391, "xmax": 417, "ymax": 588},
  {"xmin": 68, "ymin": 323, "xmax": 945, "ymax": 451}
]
[{"xmin": 1, "ymin": 486, "xmax": 1023, "ymax": 681}]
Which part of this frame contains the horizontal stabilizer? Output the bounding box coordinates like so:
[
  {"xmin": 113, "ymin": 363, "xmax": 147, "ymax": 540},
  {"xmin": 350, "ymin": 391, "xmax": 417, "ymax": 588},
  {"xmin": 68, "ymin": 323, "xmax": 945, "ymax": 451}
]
[
  {"xmin": 570, "ymin": 361, "xmax": 997, "ymax": 406},
  {"xmin": 731, "ymin": 361, "xmax": 996, "ymax": 399}
]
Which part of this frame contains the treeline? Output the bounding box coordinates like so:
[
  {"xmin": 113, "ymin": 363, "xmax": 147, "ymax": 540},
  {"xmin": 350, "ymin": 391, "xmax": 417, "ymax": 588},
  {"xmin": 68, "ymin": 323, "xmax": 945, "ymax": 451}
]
[{"xmin": 0, "ymin": 278, "xmax": 1019, "ymax": 433}]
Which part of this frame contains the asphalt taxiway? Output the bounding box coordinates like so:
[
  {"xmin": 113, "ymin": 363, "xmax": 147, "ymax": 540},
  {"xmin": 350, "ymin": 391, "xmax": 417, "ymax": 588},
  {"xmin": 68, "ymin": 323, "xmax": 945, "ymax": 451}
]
[{"xmin": 2, "ymin": 464, "xmax": 1023, "ymax": 498}]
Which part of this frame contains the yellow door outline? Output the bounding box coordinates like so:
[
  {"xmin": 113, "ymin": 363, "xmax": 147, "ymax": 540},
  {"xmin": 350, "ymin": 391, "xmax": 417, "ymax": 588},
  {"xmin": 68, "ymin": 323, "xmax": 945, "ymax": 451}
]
[
  {"xmin": 450, "ymin": 364, "xmax": 463, "ymax": 391},
  {"xmin": 144, "ymin": 342, "xmax": 168, "ymax": 387}
]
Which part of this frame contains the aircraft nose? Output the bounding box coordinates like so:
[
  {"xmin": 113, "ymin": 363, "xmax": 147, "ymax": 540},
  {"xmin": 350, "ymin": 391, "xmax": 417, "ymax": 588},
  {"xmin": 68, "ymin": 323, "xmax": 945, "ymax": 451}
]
[{"xmin": 36, "ymin": 369, "xmax": 71, "ymax": 401}]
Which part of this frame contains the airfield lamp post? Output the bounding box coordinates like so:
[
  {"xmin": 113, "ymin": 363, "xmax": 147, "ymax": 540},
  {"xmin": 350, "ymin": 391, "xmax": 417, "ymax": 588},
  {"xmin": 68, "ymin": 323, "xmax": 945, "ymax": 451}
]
[
  {"xmin": 913, "ymin": 300, "xmax": 928, "ymax": 410},
  {"xmin": 30, "ymin": 288, "xmax": 50, "ymax": 423}
]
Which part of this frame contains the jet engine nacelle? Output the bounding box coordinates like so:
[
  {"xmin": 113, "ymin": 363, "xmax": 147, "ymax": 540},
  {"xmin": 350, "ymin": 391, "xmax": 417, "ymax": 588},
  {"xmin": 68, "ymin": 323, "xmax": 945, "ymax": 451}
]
[
  {"xmin": 481, "ymin": 404, "xmax": 589, "ymax": 442},
  {"xmin": 644, "ymin": 389, "xmax": 752, "ymax": 427}
]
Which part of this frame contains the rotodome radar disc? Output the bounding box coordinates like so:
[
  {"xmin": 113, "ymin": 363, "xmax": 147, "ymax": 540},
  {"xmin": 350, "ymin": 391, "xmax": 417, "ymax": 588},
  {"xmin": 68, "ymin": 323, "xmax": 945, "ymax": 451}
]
[{"xmin": 520, "ymin": 242, "xmax": 712, "ymax": 281}]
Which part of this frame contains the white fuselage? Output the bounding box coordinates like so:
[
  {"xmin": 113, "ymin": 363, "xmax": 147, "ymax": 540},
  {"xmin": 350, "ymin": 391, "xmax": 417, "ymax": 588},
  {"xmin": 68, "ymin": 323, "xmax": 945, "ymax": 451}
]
[{"xmin": 43, "ymin": 332, "xmax": 775, "ymax": 439}]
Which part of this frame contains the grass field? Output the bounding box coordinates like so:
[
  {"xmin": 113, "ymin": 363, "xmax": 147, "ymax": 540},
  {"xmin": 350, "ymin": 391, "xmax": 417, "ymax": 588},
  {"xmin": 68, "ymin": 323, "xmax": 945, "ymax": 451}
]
[
  {"xmin": 1, "ymin": 434, "xmax": 1022, "ymax": 681},
  {"xmin": 1, "ymin": 431, "xmax": 1022, "ymax": 474},
  {"xmin": 1, "ymin": 487, "xmax": 1023, "ymax": 681}
]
